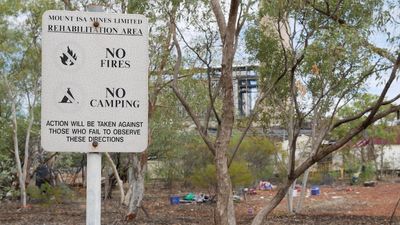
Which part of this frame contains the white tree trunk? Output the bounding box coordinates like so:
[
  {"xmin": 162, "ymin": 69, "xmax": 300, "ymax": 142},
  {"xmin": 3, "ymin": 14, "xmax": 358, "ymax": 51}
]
[
  {"xmin": 11, "ymin": 100, "xmax": 26, "ymax": 207},
  {"xmin": 127, "ymin": 153, "xmax": 146, "ymax": 219},
  {"xmin": 295, "ymin": 96, "xmax": 322, "ymax": 212},
  {"xmin": 380, "ymin": 147, "xmax": 384, "ymax": 178},
  {"xmin": 287, "ymin": 180, "xmax": 296, "ymax": 213},
  {"xmin": 104, "ymin": 152, "xmax": 125, "ymax": 203},
  {"xmin": 4, "ymin": 76, "xmax": 27, "ymax": 207},
  {"xmin": 22, "ymin": 104, "xmax": 35, "ymax": 191},
  {"xmin": 22, "ymin": 82, "xmax": 38, "ymax": 189},
  {"xmin": 295, "ymin": 169, "xmax": 310, "ymax": 212}
]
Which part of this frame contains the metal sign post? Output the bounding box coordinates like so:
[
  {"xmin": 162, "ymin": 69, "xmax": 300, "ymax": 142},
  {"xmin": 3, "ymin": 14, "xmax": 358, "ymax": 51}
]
[
  {"xmin": 86, "ymin": 7, "xmax": 103, "ymax": 225},
  {"xmin": 41, "ymin": 9, "xmax": 148, "ymax": 225},
  {"xmin": 86, "ymin": 151, "xmax": 102, "ymax": 225}
]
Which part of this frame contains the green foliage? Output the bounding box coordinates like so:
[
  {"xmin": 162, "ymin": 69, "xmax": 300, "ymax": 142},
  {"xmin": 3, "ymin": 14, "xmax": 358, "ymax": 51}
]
[
  {"xmin": 247, "ymin": 0, "xmax": 397, "ymax": 133},
  {"xmin": 127, "ymin": 0, "xmax": 148, "ymax": 14},
  {"xmin": 190, "ymin": 164, "xmax": 217, "ymax": 190},
  {"xmin": 245, "ymin": 15, "xmax": 290, "ymax": 111},
  {"xmin": 190, "ymin": 161, "xmax": 254, "ymax": 190},
  {"xmin": 342, "ymin": 149, "xmax": 376, "ymax": 184},
  {"xmin": 307, "ymin": 166, "xmax": 340, "ymax": 185},
  {"xmin": 155, "ymin": 132, "xmax": 280, "ymax": 188},
  {"xmin": 332, "ymin": 93, "xmax": 397, "ymax": 144},
  {"xmin": 27, "ymin": 183, "xmax": 75, "ymax": 205},
  {"xmin": 55, "ymin": 153, "xmax": 83, "ymax": 169},
  {"xmin": 360, "ymin": 162, "xmax": 376, "ymax": 181},
  {"xmin": 0, "ymin": 0, "xmax": 61, "ymax": 199},
  {"xmin": 308, "ymin": 171, "xmax": 322, "ymax": 185},
  {"xmin": 230, "ymin": 135, "xmax": 281, "ymax": 181},
  {"xmin": 148, "ymin": 72, "xmax": 213, "ymax": 185},
  {"xmin": 175, "ymin": 135, "xmax": 281, "ymax": 188},
  {"xmin": 0, "ymin": 156, "xmax": 15, "ymax": 199},
  {"xmin": 155, "ymin": 149, "xmax": 185, "ymax": 185},
  {"xmin": 343, "ymin": 153, "xmax": 359, "ymax": 175},
  {"xmin": 229, "ymin": 162, "xmax": 254, "ymax": 188},
  {"xmin": 180, "ymin": 135, "xmax": 214, "ymax": 180},
  {"xmin": 153, "ymin": 132, "xmax": 213, "ymax": 185}
]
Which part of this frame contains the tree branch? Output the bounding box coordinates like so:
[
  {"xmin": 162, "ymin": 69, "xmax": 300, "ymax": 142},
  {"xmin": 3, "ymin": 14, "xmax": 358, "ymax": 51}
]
[
  {"xmin": 104, "ymin": 152, "xmax": 125, "ymax": 204},
  {"xmin": 210, "ymin": 0, "xmax": 227, "ymax": 41},
  {"xmin": 171, "ymin": 86, "xmax": 216, "ymax": 155},
  {"xmin": 333, "ymin": 53, "xmax": 400, "ymax": 129},
  {"xmin": 295, "ymin": 103, "xmax": 400, "ymax": 178},
  {"xmin": 170, "ymin": 11, "xmax": 216, "ymax": 155},
  {"xmin": 305, "ymin": 0, "xmax": 397, "ymax": 63}
]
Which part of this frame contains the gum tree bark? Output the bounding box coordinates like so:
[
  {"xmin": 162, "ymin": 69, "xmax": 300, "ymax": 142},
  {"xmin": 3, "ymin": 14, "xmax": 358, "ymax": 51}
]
[
  {"xmin": 170, "ymin": 0, "xmax": 242, "ymax": 223},
  {"xmin": 3, "ymin": 74, "xmax": 38, "ymax": 208},
  {"xmin": 9, "ymin": 91, "xmax": 26, "ymax": 207},
  {"xmin": 125, "ymin": 2, "xmax": 176, "ymax": 219},
  {"xmin": 172, "ymin": 0, "xmax": 248, "ymax": 223},
  {"xmin": 104, "ymin": 152, "xmax": 125, "ymax": 203},
  {"xmin": 202, "ymin": 1, "xmax": 241, "ymax": 224},
  {"xmin": 127, "ymin": 153, "xmax": 147, "ymax": 219}
]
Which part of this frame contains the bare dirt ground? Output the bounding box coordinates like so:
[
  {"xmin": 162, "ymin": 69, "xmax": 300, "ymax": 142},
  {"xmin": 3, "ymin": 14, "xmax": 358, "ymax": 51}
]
[{"xmin": 1, "ymin": 181, "xmax": 400, "ymax": 225}]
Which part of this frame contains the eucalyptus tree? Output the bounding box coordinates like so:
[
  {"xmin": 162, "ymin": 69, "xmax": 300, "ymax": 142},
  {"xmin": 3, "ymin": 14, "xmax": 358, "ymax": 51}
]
[
  {"xmin": 1, "ymin": 0, "xmax": 32, "ymax": 208},
  {"xmin": 58, "ymin": 2, "xmax": 251, "ymax": 223},
  {"xmin": 245, "ymin": 1, "xmax": 400, "ymax": 224},
  {"xmin": 123, "ymin": 0, "xmax": 183, "ymax": 218},
  {"xmin": 1, "ymin": 0, "xmax": 62, "ymax": 207},
  {"xmin": 0, "ymin": 15, "xmax": 16, "ymax": 199},
  {"xmin": 167, "ymin": 0, "xmax": 259, "ymax": 223}
]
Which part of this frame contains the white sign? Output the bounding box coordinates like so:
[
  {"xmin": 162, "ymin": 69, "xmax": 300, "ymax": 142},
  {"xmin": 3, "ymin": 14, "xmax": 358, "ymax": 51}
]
[{"xmin": 41, "ymin": 10, "xmax": 148, "ymax": 152}]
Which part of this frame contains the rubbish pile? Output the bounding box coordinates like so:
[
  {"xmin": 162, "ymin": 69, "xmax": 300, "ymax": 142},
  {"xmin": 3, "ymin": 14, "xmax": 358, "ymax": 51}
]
[
  {"xmin": 363, "ymin": 181, "xmax": 377, "ymax": 187},
  {"xmin": 258, "ymin": 181, "xmax": 273, "ymax": 191},
  {"xmin": 170, "ymin": 193, "xmax": 211, "ymax": 205},
  {"xmin": 171, "ymin": 180, "xmax": 279, "ymax": 205}
]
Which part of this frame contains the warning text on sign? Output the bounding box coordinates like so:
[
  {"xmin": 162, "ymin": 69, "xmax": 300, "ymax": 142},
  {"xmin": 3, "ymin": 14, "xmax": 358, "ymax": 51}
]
[{"xmin": 45, "ymin": 120, "xmax": 143, "ymax": 143}]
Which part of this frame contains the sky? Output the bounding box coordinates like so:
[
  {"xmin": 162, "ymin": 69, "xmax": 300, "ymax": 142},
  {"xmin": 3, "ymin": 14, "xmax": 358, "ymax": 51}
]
[{"xmin": 366, "ymin": 21, "xmax": 400, "ymax": 103}]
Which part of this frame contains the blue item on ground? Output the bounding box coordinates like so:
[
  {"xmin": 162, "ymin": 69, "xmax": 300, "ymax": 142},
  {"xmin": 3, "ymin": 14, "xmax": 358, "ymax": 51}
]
[
  {"xmin": 311, "ymin": 186, "xmax": 320, "ymax": 196},
  {"xmin": 170, "ymin": 196, "xmax": 180, "ymax": 205}
]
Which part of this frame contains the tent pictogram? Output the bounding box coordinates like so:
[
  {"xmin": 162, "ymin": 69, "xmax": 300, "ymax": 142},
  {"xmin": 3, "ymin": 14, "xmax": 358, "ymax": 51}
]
[{"xmin": 59, "ymin": 88, "xmax": 78, "ymax": 103}]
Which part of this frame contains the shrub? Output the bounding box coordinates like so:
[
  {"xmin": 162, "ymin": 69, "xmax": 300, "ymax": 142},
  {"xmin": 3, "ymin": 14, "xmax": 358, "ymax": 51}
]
[
  {"xmin": 230, "ymin": 135, "xmax": 281, "ymax": 181},
  {"xmin": 190, "ymin": 164, "xmax": 217, "ymax": 191},
  {"xmin": 27, "ymin": 183, "xmax": 75, "ymax": 205},
  {"xmin": 360, "ymin": 162, "xmax": 376, "ymax": 181},
  {"xmin": 190, "ymin": 161, "xmax": 254, "ymax": 191},
  {"xmin": 229, "ymin": 162, "xmax": 254, "ymax": 188},
  {"xmin": 0, "ymin": 157, "xmax": 15, "ymax": 199}
]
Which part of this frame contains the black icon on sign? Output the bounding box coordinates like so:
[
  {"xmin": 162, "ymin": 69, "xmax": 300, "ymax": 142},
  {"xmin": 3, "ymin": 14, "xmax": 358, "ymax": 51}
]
[
  {"xmin": 59, "ymin": 88, "xmax": 78, "ymax": 104},
  {"xmin": 60, "ymin": 46, "xmax": 77, "ymax": 66}
]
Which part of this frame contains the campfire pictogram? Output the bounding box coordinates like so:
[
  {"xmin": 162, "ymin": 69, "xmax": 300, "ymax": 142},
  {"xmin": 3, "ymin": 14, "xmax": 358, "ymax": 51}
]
[{"xmin": 60, "ymin": 46, "xmax": 77, "ymax": 66}]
